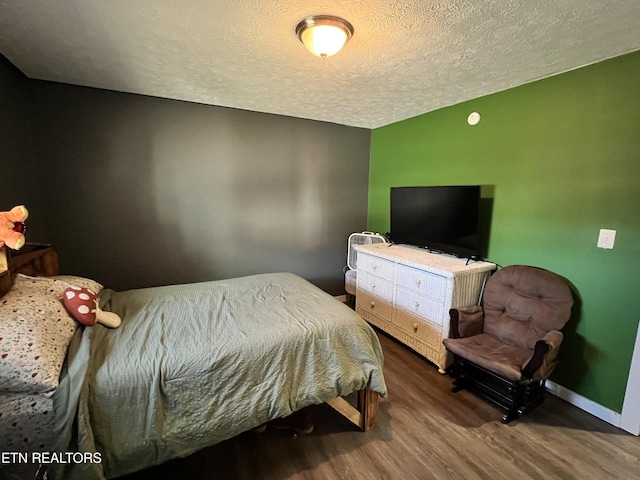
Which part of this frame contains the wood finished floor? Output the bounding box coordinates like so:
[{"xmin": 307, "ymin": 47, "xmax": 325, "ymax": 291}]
[{"xmin": 121, "ymin": 331, "xmax": 640, "ymax": 480}]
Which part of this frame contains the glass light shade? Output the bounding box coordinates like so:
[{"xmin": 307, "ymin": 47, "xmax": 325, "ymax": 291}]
[
  {"xmin": 296, "ymin": 15, "xmax": 354, "ymax": 58},
  {"xmin": 300, "ymin": 25, "xmax": 348, "ymax": 58}
]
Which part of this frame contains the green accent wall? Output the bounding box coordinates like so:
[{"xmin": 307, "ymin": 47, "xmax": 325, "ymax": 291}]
[{"xmin": 369, "ymin": 50, "xmax": 640, "ymax": 412}]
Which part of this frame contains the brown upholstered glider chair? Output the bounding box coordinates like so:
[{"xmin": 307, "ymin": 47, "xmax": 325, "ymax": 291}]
[{"xmin": 443, "ymin": 265, "xmax": 574, "ymax": 423}]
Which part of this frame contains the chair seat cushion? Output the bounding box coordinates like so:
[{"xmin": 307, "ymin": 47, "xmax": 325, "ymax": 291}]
[{"xmin": 443, "ymin": 334, "xmax": 531, "ymax": 381}]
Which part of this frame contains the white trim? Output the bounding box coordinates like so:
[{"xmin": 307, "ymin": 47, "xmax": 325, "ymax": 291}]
[
  {"xmin": 546, "ymin": 320, "xmax": 640, "ymax": 436},
  {"xmin": 546, "ymin": 380, "xmax": 622, "ymax": 427},
  {"xmin": 620, "ymin": 319, "xmax": 640, "ymax": 435}
]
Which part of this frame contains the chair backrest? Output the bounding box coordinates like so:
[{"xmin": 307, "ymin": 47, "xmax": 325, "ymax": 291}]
[{"xmin": 482, "ymin": 265, "xmax": 573, "ymax": 350}]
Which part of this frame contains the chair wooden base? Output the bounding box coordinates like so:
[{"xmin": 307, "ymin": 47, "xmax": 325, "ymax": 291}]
[{"xmin": 448, "ymin": 356, "xmax": 547, "ymax": 423}]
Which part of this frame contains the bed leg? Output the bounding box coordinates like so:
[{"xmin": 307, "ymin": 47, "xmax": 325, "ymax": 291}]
[
  {"xmin": 357, "ymin": 388, "xmax": 379, "ymax": 431},
  {"xmin": 326, "ymin": 388, "xmax": 379, "ymax": 431}
]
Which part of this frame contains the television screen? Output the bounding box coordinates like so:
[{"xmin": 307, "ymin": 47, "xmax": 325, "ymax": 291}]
[{"xmin": 390, "ymin": 185, "xmax": 482, "ymax": 259}]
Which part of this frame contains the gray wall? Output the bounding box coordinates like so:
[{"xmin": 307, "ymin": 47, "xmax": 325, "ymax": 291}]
[
  {"xmin": 0, "ymin": 56, "xmax": 47, "ymax": 240},
  {"xmin": 27, "ymin": 81, "xmax": 371, "ymax": 294}
]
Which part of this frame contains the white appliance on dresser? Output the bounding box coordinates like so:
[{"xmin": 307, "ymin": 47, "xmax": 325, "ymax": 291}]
[{"xmin": 355, "ymin": 243, "xmax": 496, "ymax": 373}]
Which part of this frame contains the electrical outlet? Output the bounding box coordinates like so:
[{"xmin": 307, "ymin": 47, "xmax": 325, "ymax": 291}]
[{"xmin": 597, "ymin": 229, "xmax": 616, "ymax": 249}]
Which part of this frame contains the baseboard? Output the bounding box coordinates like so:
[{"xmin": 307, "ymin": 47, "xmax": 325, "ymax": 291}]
[
  {"xmin": 546, "ymin": 380, "xmax": 623, "ymax": 429},
  {"xmin": 620, "ymin": 319, "xmax": 640, "ymax": 435}
]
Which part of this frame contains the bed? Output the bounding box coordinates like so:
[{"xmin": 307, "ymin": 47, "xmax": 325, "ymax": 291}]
[{"xmin": 0, "ymin": 245, "xmax": 387, "ymax": 480}]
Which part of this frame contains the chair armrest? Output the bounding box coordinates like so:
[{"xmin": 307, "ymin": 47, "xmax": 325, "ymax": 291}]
[
  {"xmin": 449, "ymin": 306, "xmax": 484, "ymax": 339},
  {"xmin": 522, "ymin": 330, "xmax": 564, "ymax": 380}
]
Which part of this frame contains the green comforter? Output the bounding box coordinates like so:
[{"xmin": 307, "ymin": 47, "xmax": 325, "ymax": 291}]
[{"xmin": 51, "ymin": 273, "xmax": 387, "ymax": 479}]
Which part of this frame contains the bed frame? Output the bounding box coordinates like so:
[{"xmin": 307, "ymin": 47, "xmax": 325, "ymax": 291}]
[
  {"xmin": 0, "ymin": 244, "xmax": 59, "ymax": 297},
  {"xmin": 0, "ymin": 244, "xmax": 379, "ymax": 432},
  {"xmin": 327, "ymin": 389, "xmax": 379, "ymax": 431}
]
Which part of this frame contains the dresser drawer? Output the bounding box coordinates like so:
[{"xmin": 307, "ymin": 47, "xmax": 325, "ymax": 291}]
[
  {"xmin": 357, "ymin": 253, "xmax": 395, "ymax": 280},
  {"xmin": 393, "ymin": 308, "xmax": 442, "ymax": 347},
  {"xmin": 356, "ymin": 289, "xmax": 393, "ymax": 322},
  {"xmin": 357, "ymin": 271, "xmax": 394, "ymax": 301},
  {"xmin": 394, "ymin": 287, "xmax": 445, "ymax": 324},
  {"xmin": 396, "ymin": 264, "xmax": 447, "ymax": 299}
]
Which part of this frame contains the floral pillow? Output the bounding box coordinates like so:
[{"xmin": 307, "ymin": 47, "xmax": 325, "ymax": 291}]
[
  {"xmin": 0, "ymin": 274, "xmax": 101, "ymax": 394},
  {"xmin": 50, "ymin": 275, "xmax": 103, "ymax": 294},
  {"xmin": 0, "ymin": 391, "xmax": 54, "ymax": 452}
]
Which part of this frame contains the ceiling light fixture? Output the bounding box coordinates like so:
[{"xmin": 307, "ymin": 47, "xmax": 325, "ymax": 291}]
[{"xmin": 295, "ymin": 15, "xmax": 354, "ymax": 58}]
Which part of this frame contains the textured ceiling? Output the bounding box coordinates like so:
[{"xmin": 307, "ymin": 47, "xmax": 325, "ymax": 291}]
[{"xmin": 1, "ymin": 0, "xmax": 639, "ymax": 128}]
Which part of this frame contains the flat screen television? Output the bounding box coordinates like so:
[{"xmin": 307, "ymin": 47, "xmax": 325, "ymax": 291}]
[{"xmin": 390, "ymin": 185, "xmax": 483, "ymax": 259}]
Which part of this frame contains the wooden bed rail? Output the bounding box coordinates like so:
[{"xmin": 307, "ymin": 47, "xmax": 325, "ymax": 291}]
[{"xmin": 326, "ymin": 388, "xmax": 379, "ymax": 431}]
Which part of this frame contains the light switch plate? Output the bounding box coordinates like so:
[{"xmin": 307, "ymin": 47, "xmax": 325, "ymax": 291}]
[{"xmin": 597, "ymin": 229, "xmax": 616, "ymax": 249}]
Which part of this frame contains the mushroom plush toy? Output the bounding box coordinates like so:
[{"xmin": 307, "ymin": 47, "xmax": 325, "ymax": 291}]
[
  {"xmin": 0, "ymin": 205, "xmax": 29, "ymax": 250},
  {"xmin": 63, "ymin": 286, "xmax": 121, "ymax": 328}
]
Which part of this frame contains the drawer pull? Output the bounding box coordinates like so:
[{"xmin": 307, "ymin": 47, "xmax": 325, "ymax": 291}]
[
  {"xmin": 413, "ymin": 323, "xmax": 419, "ymax": 333},
  {"xmin": 373, "ymin": 264, "xmax": 378, "ymax": 270},
  {"xmin": 414, "ymin": 301, "xmax": 420, "ymax": 308},
  {"xmin": 371, "ymin": 283, "xmax": 376, "ymax": 289},
  {"xmin": 370, "ymin": 301, "xmax": 376, "ymax": 309},
  {"xmin": 415, "ymin": 278, "xmax": 422, "ymax": 285}
]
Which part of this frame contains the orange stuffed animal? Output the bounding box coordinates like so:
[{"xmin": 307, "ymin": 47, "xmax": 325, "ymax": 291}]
[{"xmin": 0, "ymin": 205, "xmax": 29, "ymax": 250}]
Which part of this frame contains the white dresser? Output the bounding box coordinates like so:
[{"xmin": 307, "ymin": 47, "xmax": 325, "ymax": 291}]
[{"xmin": 355, "ymin": 244, "xmax": 496, "ymax": 372}]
